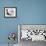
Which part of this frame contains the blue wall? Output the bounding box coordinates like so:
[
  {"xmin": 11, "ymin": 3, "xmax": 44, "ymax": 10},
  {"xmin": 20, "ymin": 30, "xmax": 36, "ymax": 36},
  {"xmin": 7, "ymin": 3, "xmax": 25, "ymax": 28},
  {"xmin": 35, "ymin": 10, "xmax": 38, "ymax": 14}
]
[
  {"xmin": 0, "ymin": 0, "xmax": 18, "ymax": 44},
  {"xmin": 0, "ymin": 0, "xmax": 46, "ymax": 44},
  {"xmin": 16, "ymin": 0, "xmax": 46, "ymax": 24}
]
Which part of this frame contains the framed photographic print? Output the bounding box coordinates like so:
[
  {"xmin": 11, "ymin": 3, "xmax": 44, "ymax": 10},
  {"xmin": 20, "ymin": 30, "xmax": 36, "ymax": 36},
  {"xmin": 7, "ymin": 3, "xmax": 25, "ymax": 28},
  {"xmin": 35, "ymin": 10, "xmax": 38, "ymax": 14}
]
[{"xmin": 4, "ymin": 7, "xmax": 17, "ymax": 18}]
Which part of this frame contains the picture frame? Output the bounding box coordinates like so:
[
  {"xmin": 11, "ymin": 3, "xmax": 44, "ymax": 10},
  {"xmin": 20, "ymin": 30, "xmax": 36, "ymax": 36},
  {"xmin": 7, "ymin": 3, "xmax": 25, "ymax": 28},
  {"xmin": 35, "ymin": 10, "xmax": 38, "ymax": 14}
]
[
  {"xmin": 4, "ymin": 7, "xmax": 17, "ymax": 18},
  {"xmin": 18, "ymin": 24, "xmax": 46, "ymax": 42}
]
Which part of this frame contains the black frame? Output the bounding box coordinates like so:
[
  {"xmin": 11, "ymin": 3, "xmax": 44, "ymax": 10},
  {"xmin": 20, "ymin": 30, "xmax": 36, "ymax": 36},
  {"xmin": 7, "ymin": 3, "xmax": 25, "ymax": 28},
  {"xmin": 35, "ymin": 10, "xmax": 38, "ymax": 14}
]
[{"xmin": 4, "ymin": 7, "xmax": 17, "ymax": 18}]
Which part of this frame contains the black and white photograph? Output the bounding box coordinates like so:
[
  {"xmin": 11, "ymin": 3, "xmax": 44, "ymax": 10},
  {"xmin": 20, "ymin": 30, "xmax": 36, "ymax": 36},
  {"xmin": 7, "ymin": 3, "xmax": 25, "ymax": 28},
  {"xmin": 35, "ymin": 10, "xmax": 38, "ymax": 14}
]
[
  {"xmin": 18, "ymin": 25, "xmax": 46, "ymax": 46},
  {"xmin": 4, "ymin": 7, "xmax": 16, "ymax": 18}
]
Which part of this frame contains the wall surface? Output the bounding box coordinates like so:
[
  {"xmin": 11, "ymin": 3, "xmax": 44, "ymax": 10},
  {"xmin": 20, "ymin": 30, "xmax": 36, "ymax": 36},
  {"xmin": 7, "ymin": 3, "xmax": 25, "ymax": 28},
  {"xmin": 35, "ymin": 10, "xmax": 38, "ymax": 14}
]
[
  {"xmin": 16, "ymin": 0, "xmax": 46, "ymax": 24},
  {"xmin": 0, "ymin": 0, "xmax": 18, "ymax": 44},
  {"xmin": 0, "ymin": 0, "xmax": 46, "ymax": 44}
]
